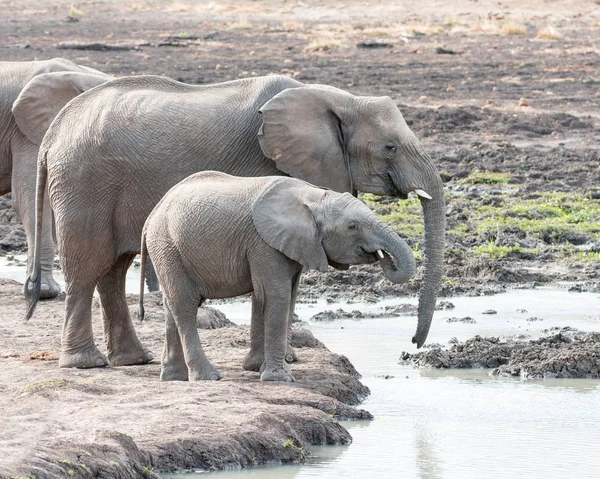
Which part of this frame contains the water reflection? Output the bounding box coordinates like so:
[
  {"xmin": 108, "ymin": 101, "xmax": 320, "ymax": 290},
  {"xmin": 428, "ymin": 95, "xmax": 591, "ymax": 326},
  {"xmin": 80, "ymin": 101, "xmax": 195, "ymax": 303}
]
[{"xmin": 415, "ymin": 426, "xmax": 442, "ymax": 479}]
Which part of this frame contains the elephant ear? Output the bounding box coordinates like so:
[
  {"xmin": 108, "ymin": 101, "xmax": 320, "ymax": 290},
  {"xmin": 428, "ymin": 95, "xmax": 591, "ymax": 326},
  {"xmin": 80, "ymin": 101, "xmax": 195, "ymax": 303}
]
[
  {"xmin": 258, "ymin": 87, "xmax": 353, "ymax": 194},
  {"xmin": 12, "ymin": 71, "xmax": 110, "ymax": 145},
  {"xmin": 252, "ymin": 179, "xmax": 329, "ymax": 272}
]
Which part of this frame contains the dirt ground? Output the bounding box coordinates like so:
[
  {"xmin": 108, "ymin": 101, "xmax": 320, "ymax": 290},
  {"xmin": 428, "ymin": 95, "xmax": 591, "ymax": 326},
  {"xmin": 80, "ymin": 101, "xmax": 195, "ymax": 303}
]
[
  {"xmin": 1, "ymin": 0, "xmax": 600, "ymax": 477},
  {"xmin": 0, "ymin": 279, "xmax": 370, "ymax": 478}
]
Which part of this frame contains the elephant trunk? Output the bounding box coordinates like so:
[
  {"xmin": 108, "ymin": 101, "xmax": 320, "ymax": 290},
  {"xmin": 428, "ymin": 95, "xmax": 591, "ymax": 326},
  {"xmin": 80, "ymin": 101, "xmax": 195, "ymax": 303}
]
[
  {"xmin": 375, "ymin": 223, "xmax": 416, "ymax": 284},
  {"xmin": 412, "ymin": 153, "xmax": 446, "ymax": 348}
]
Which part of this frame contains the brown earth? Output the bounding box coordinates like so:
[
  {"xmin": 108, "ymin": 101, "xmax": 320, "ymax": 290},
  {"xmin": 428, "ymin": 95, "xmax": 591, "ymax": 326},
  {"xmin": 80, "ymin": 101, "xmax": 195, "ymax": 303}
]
[
  {"xmin": 0, "ymin": 279, "xmax": 370, "ymax": 478},
  {"xmin": 2, "ymin": 0, "xmax": 600, "ymax": 295},
  {"xmin": 1, "ymin": 1, "xmax": 600, "ymax": 477}
]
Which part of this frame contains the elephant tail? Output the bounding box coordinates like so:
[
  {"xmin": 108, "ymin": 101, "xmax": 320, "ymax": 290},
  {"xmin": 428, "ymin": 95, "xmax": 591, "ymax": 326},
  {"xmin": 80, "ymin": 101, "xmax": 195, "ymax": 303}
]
[
  {"xmin": 24, "ymin": 150, "xmax": 47, "ymax": 320},
  {"xmin": 138, "ymin": 230, "xmax": 148, "ymax": 322}
]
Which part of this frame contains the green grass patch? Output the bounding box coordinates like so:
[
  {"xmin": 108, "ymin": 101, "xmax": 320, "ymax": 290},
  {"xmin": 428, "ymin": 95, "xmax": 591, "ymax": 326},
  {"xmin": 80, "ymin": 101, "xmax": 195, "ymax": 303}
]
[
  {"xmin": 460, "ymin": 170, "xmax": 511, "ymax": 185},
  {"xmin": 473, "ymin": 242, "xmax": 538, "ymax": 260},
  {"xmin": 474, "ymin": 192, "xmax": 600, "ymax": 243},
  {"xmin": 362, "ymin": 194, "xmax": 425, "ymax": 237}
]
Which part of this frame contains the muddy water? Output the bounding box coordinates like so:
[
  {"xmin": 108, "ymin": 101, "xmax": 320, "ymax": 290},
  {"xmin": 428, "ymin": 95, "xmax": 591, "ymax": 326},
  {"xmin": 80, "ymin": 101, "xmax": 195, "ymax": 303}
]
[{"xmin": 2, "ymin": 259, "xmax": 600, "ymax": 478}]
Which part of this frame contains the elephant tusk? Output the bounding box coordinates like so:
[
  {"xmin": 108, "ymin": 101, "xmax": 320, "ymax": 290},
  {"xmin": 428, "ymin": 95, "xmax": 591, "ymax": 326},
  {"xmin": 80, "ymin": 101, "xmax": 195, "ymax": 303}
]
[
  {"xmin": 414, "ymin": 188, "xmax": 432, "ymax": 200},
  {"xmin": 376, "ymin": 249, "xmax": 385, "ymax": 259}
]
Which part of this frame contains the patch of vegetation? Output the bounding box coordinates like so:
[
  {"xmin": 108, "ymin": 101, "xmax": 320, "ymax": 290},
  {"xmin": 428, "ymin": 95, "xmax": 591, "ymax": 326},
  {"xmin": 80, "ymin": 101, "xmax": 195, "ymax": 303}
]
[
  {"xmin": 473, "ymin": 242, "xmax": 538, "ymax": 260},
  {"xmin": 362, "ymin": 194, "xmax": 425, "ymax": 237},
  {"xmin": 537, "ymin": 25, "xmax": 562, "ymax": 40},
  {"xmin": 283, "ymin": 438, "xmax": 305, "ymax": 454},
  {"xmin": 502, "ymin": 21, "xmax": 527, "ymax": 35},
  {"xmin": 475, "ymin": 193, "xmax": 600, "ymax": 243},
  {"xmin": 21, "ymin": 378, "xmax": 68, "ymax": 394},
  {"xmin": 460, "ymin": 170, "xmax": 511, "ymax": 185}
]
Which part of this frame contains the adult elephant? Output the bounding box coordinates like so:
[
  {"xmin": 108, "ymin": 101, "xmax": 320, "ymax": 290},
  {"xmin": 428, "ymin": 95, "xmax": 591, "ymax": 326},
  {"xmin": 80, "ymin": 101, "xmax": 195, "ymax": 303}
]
[
  {"xmin": 0, "ymin": 58, "xmax": 111, "ymax": 298},
  {"xmin": 21, "ymin": 74, "xmax": 445, "ymax": 369}
]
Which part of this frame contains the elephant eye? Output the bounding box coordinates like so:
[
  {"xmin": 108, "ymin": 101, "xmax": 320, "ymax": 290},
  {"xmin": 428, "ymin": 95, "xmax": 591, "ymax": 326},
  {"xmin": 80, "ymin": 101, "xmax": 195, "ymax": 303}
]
[
  {"xmin": 385, "ymin": 142, "xmax": 397, "ymax": 153},
  {"xmin": 348, "ymin": 223, "xmax": 358, "ymax": 231}
]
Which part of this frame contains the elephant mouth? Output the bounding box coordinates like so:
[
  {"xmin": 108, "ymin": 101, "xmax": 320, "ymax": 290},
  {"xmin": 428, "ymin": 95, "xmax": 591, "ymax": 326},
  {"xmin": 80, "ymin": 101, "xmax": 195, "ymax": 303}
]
[
  {"xmin": 386, "ymin": 171, "xmax": 409, "ymax": 199},
  {"xmin": 361, "ymin": 247, "xmax": 383, "ymax": 264}
]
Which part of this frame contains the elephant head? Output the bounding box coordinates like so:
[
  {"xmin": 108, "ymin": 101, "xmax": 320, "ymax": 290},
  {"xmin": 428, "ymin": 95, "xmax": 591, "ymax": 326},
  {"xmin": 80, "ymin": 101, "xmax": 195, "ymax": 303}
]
[
  {"xmin": 252, "ymin": 179, "xmax": 416, "ymax": 288},
  {"xmin": 258, "ymin": 86, "xmax": 445, "ymax": 347},
  {"xmin": 12, "ymin": 69, "xmax": 112, "ymax": 145}
]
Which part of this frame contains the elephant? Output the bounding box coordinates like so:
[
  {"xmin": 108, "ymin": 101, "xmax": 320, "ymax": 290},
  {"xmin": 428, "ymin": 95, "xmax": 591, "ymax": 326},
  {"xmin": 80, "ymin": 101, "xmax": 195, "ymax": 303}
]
[
  {"xmin": 22, "ymin": 73, "xmax": 445, "ymax": 370},
  {"xmin": 138, "ymin": 172, "xmax": 416, "ymax": 382},
  {"xmin": 0, "ymin": 58, "xmax": 111, "ymax": 298}
]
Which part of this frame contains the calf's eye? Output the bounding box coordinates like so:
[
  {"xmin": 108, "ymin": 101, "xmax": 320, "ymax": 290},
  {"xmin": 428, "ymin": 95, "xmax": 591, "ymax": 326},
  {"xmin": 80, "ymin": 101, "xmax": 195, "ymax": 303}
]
[{"xmin": 385, "ymin": 142, "xmax": 397, "ymax": 152}]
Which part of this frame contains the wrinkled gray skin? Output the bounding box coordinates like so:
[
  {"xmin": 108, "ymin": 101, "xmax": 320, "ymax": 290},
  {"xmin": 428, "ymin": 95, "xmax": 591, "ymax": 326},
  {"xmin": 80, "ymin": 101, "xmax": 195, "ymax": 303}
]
[
  {"xmin": 139, "ymin": 172, "xmax": 416, "ymax": 382},
  {"xmin": 23, "ymin": 74, "xmax": 445, "ymax": 370},
  {"xmin": 0, "ymin": 58, "xmax": 110, "ymax": 298}
]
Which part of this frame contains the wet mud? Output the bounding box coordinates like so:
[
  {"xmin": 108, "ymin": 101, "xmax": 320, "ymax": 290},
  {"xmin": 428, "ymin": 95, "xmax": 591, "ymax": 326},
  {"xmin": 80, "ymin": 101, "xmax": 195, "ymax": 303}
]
[{"xmin": 402, "ymin": 329, "xmax": 600, "ymax": 379}]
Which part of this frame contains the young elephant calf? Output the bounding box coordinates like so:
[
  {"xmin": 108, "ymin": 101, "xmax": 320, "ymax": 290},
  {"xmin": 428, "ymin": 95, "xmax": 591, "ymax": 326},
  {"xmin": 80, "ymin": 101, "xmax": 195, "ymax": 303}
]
[{"xmin": 139, "ymin": 171, "xmax": 416, "ymax": 382}]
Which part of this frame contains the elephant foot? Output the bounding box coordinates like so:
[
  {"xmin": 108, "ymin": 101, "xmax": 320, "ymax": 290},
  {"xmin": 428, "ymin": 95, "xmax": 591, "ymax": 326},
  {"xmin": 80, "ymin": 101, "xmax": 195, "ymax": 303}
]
[
  {"xmin": 260, "ymin": 363, "xmax": 295, "ymax": 382},
  {"xmin": 285, "ymin": 345, "xmax": 299, "ymax": 363},
  {"xmin": 39, "ymin": 276, "xmax": 62, "ymax": 300},
  {"xmin": 108, "ymin": 347, "xmax": 155, "ymax": 367},
  {"xmin": 242, "ymin": 349, "xmax": 264, "ymax": 372},
  {"xmin": 59, "ymin": 345, "xmax": 108, "ymax": 369},
  {"xmin": 188, "ymin": 363, "xmax": 223, "ymax": 381},
  {"xmin": 160, "ymin": 364, "xmax": 189, "ymax": 381}
]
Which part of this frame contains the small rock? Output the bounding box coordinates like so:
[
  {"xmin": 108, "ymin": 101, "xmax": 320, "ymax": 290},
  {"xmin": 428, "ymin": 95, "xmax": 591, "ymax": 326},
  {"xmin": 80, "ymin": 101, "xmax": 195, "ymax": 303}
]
[
  {"xmin": 482, "ymin": 309, "xmax": 497, "ymax": 315},
  {"xmin": 215, "ymin": 64, "xmax": 222, "ymax": 70},
  {"xmin": 516, "ymin": 309, "xmax": 528, "ymax": 313},
  {"xmin": 445, "ymin": 316, "xmax": 477, "ymax": 324},
  {"xmin": 518, "ymin": 97, "xmax": 529, "ymax": 107},
  {"xmin": 436, "ymin": 301, "xmax": 455, "ymax": 310},
  {"xmin": 418, "ymin": 95, "xmax": 428, "ymax": 102},
  {"xmin": 446, "ymin": 86, "xmax": 455, "ymax": 93},
  {"xmin": 436, "ymin": 46, "xmax": 455, "ymax": 54},
  {"xmin": 526, "ymin": 317, "xmax": 544, "ymax": 322}
]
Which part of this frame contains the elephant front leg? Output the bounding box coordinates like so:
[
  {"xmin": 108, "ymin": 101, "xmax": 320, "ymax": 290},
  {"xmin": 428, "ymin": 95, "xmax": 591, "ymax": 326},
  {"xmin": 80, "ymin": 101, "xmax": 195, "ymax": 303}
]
[
  {"xmin": 284, "ymin": 271, "xmax": 302, "ymax": 364},
  {"xmin": 242, "ymin": 292, "xmax": 266, "ymax": 372},
  {"xmin": 97, "ymin": 254, "xmax": 154, "ymax": 366},
  {"xmin": 59, "ymin": 283, "xmax": 108, "ymax": 368},
  {"xmin": 11, "ymin": 137, "xmax": 60, "ymax": 299},
  {"xmin": 163, "ymin": 296, "xmax": 222, "ymax": 381},
  {"xmin": 260, "ymin": 290, "xmax": 295, "ymax": 382}
]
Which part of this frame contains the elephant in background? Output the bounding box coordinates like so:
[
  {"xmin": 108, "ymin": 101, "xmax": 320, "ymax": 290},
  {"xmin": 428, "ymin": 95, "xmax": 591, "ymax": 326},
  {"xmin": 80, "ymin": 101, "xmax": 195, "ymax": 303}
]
[
  {"xmin": 0, "ymin": 58, "xmax": 110, "ymax": 298},
  {"xmin": 139, "ymin": 172, "xmax": 416, "ymax": 382},
  {"xmin": 23, "ymin": 73, "xmax": 445, "ymax": 370}
]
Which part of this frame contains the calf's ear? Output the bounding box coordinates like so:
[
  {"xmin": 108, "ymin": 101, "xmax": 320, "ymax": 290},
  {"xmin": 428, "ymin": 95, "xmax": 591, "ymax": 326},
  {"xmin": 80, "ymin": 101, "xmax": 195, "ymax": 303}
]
[{"xmin": 252, "ymin": 179, "xmax": 329, "ymax": 272}]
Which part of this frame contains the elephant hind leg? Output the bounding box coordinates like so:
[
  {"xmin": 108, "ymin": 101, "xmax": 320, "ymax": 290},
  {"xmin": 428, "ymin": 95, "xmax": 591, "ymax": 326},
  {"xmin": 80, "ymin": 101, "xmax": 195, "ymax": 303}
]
[
  {"xmin": 59, "ymin": 282, "xmax": 108, "ymax": 368},
  {"xmin": 160, "ymin": 274, "xmax": 221, "ymax": 381},
  {"xmin": 160, "ymin": 295, "xmax": 188, "ymax": 381},
  {"xmin": 96, "ymin": 253, "xmax": 154, "ymax": 367},
  {"xmin": 11, "ymin": 136, "xmax": 60, "ymax": 299}
]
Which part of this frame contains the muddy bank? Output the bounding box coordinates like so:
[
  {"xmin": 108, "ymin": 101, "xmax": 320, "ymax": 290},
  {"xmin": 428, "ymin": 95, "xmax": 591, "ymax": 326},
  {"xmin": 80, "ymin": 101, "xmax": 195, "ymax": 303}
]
[
  {"xmin": 0, "ymin": 280, "xmax": 371, "ymax": 478},
  {"xmin": 401, "ymin": 330, "xmax": 600, "ymax": 379}
]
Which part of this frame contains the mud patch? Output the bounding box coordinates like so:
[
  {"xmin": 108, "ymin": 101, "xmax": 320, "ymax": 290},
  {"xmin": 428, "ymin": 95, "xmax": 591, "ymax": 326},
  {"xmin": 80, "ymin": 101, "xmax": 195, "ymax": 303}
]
[{"xmin": 401, "ymin": 331, "xmax": 600, "ymax": 379}]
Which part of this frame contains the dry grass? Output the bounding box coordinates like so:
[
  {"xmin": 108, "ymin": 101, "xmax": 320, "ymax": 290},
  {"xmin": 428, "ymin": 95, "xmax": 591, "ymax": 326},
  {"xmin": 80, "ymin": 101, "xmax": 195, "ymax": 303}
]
[
  {"xmin": 470, "ymin": 19, "xmax": 501, "ymax": 34},
  {"xmin": 305, "ymin": 34, "xmax": 342, "ymax": 52},
  {"xmin": 282, "ymin": 20, "xmax": 303, "ymax": 30},
  {"xmin": 228, "ymin": 20, "xmax": 254, "ymax": 30},
  {"xmin": 502, "ymin": 20, "xmax": 527, "ymax": 35},
  {"xmin": 537, "ymin": 25, "xmax": 563, "ymax": 40}
]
